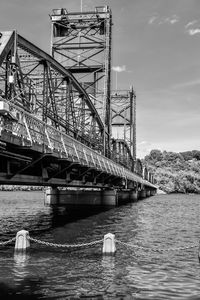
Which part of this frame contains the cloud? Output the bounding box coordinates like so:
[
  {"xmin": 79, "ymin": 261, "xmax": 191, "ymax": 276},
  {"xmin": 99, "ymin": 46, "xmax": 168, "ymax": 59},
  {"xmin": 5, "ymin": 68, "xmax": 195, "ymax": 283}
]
[
  {"xmin": 137, "ymin": 141, "xmax": 162, "ymax": 159},
  {"xmin": 187, "ymin": 28, "xmax": 200, "ymax": 35},
  {"xmin": 185, "ymin": 20, "xmax": 198, "ymax": 29},
  {"xmin": 185, "ymin": 19, "xmax": 200, "ymax": 35},
  {"xmin": 112, "ymin": 65, "xmax": 126, "ymax": 72},
  {"xmin": 148, "ymin": 14, "xmax": 179, "ymax": 25},
  {"xmin": 165, "ymin": 15, "xmax": 179, "ymax": 25},
  {"xmin": 148, "ymin": 16, "xmax": 157, "ymax": 24},
  {"xmin": 172, "ymin": 78, "xmax": 200, "ymax": 89}
]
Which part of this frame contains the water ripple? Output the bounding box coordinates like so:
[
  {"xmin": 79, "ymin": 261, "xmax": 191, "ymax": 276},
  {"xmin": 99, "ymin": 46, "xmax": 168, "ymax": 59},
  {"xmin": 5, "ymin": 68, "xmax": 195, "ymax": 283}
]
[{"xmin": 0, "ymin": 192, "xmax": 200, "ymax": 299}]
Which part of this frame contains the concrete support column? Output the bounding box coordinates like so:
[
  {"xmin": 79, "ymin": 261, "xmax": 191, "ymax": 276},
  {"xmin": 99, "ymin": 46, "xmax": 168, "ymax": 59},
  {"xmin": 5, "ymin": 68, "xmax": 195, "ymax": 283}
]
[
  {"xmin": 146, "ymin": 190, "xmax": 151, "ymax": 197},
  {"xmin": 117, "ymin": 190, "xmax": 130, "ymax": 205},
  {"xmin": 129, "ymin": 190, "xmax": 138, "ymax": 202},
  {"xmin": 45, "ymin": 188, "xmax": 118, "ymax": 207},
  {"xmin": 139, "ymin": 189, "xmax": 146, "ymax": 199},
  {"xmin": 44, "ymin": 187, "xmax": 59, "ymax": 206},
  {"xmin": 150, "ymin": 189, "xmax": 157, "ymax": 196},
  {"xmin": 101, "ymin": 189, "xmax": 118, "ymax": 206}
]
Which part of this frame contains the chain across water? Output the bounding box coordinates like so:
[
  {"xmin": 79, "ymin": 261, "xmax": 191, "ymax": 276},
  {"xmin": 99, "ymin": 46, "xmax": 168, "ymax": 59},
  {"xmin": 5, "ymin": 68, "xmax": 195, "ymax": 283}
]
[
  {"xmin": 29, "ymin": 237, "xmax": 103, "ymax": 248},
  {"xmin": 0, "ymin": 237, "xmax": 16, "ymax": 246},
  {"xmin": 0, "ymin": 235, "xmax": 199, "ymax": 252}
]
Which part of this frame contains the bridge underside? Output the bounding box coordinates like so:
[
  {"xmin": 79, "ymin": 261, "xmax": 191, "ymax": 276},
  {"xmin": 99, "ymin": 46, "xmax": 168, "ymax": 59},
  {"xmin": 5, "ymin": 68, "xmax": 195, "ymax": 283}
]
[
  {"xmin": 0, "ymin": 133, "xmax": 144, "ymax": 190},
  {"xmin": 0, "ymin": 139, "xmax": 124, "ymax": 188}
]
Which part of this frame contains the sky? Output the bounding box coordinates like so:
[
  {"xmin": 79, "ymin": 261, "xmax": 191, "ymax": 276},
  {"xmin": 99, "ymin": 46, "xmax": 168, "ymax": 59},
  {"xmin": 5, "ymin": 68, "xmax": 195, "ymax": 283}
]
[{"xmin": 0, "ymin": 0, "xmax": 200, "ymax": 158}]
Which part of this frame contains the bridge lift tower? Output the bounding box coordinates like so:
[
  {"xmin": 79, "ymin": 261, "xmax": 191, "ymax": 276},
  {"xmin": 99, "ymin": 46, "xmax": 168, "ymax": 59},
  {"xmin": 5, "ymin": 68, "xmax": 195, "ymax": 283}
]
[
  {"xmin": 50, "ymin": 6, "xmax": 112, "ymax": 156},
  {"xmin": 111, "ymin": 87, "xmax": 136, "ymax": 162}
]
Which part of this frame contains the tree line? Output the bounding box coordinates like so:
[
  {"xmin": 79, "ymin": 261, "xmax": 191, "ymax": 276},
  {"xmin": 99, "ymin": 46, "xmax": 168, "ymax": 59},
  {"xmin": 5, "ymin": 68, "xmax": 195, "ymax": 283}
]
[{"xmin": 143, "ymin": 149, "xmax": 200, "ymax": 194}]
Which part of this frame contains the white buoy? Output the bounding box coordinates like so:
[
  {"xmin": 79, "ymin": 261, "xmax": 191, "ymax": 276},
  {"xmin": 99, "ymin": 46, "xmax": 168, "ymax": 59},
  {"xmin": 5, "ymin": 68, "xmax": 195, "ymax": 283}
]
[
  {"xmin": 102, "ymin": 233, "xmax": 116, "ymax": 255},
  {"xmin": 15, "ymin": 230, "xmax": 30, "ymax": 252}
]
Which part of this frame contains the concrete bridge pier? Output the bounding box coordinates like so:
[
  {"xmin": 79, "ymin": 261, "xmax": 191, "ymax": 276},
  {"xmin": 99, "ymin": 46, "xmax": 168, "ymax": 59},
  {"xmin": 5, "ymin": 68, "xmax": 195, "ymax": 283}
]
[
  {"xmin": 129, "ymin": 190, "xmax": 138, "ymax": 202},
  {"xmin": 117, "ymin": 190, "xmax": 130, "ymax": 205},
  {"xmin": 44, "ymin": 187, "xmax": 155, "ymax": 207},
  {"xmin": 146, "ymin": 190, "xmax": 151, "ymax": 197},
  {"xmin": 45, "ymin": 187, "xmax": 59, "ymax": 205},
  {"xmin": 139, "ymin": 189, "xmax": 146, "ymax": 199},
  {"xmin": 44, "ymin": 187, "xmax": 118, "ymax": 207},
  {"xmin": 150, "ymin": 189, "xmax": 157, "ymax": 196},
  {"xmin": 101, "ymin": 189, "xmax": 118, "ymax": 206}
]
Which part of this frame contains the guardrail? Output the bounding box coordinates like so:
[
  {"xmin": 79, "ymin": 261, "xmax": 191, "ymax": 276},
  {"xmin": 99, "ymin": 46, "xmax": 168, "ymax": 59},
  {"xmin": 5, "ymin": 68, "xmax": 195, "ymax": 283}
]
[{"xmin": 0, "ymin": 100, "xmax": 153, "ymax": 186}]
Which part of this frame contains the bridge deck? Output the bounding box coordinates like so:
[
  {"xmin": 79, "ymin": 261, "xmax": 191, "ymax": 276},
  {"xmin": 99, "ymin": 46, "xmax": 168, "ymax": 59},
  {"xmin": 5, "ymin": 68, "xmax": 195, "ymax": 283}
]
[{"xmin": 0, "ymin": 100, "xmax": 155, "ymax": 189}]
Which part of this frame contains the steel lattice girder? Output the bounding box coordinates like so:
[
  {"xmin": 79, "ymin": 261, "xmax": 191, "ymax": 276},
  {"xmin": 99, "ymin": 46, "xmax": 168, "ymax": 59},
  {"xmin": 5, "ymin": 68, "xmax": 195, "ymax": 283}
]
[
  {"xmin": 111, "ymin": 139, "xmax": 134, "ymax": 172},
  {"xmin": 50, "ymin": 6, "xmax": 112, "ymax": 154},
  {"xmin": 111, "ymin": 88, "xmax": 136, "ymax": 160},
  {"xmin": 0, "ymin": 32, "xmax": 156, "ymax": 189},
  {"xmin": 0, "ymin": 31, "xmax": 105, "ymax": 152}
]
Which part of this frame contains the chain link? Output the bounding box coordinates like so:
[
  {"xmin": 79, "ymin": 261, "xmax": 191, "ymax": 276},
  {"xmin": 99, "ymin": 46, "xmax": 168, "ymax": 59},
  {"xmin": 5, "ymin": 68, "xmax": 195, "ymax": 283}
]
[
  {"xmin": 115, "ymin": 239, "xmax": 199, "ymax": 252},
  {"xmin": 0, "ymin": 235, "xmax": 198, "ymax": 253},
  {"xmin": 29, "ymin": 237, "xmax": 103, "ymax": 248},
  {"xmin": 0, "ymin": 237, "xmax": 16, "ymax": 246}
]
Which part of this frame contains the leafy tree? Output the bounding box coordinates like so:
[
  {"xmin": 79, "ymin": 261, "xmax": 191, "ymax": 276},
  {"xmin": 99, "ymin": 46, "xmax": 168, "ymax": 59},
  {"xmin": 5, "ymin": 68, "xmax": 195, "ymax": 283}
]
[{"xmin": 143, "ymin": 149, "xmax": 200, "ymax": 194}]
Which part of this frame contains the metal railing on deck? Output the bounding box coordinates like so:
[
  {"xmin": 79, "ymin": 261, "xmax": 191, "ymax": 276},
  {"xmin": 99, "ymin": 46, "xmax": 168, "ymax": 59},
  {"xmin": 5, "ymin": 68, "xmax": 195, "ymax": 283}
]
[{"xmin": 1, "ymin": 101, "xmax": 150, "ymax": 185}]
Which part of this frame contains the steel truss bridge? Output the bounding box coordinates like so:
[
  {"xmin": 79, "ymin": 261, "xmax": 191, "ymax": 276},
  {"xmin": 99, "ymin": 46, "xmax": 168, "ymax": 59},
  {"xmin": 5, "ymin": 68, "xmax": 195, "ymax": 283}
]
[{"xmin": 0, "ymin": 6, "xmax": 156, "ymax": 193}]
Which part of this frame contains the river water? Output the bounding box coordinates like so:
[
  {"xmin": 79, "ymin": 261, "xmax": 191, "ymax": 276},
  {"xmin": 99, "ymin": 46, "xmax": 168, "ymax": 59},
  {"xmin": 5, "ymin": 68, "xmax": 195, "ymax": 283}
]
[{"xmin": 0, "ymin": 192, "xmax": 200, "ymax": 299}]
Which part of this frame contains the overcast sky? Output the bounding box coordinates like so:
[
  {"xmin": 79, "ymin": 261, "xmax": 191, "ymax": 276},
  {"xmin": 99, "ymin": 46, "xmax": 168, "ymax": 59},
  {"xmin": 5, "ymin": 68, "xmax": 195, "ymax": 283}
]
[{"xmin": 1, "ymin": 0, "xmax": 200, "ymax": 158}]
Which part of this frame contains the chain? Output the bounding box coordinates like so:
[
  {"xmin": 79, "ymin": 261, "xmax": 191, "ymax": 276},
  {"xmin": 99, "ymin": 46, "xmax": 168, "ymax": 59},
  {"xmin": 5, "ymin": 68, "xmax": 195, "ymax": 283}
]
[
  {"xmin": 0, "ymin": 237, "xmax": 16, "ymax": 246},
  {"xmin": 116, "ymin": 240, "xmax": 141, "ymax": 249},
  {"xmin": 0, "ymin": 235, "xmax": 198, "ymax": 253},
  {"xmin": 115, "ymin": 239, "xmax": 199, "ymax": 253},
  {"xmin": 29, "ymin": 237, "xmax": 103, "ymax": 248}
]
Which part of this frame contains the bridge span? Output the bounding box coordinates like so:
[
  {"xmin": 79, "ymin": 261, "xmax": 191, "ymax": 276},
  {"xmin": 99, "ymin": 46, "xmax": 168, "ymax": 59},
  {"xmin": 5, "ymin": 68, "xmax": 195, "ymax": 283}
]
[{"xmin": 0, "ymin": 6, "xmax": 156, "ymax": 206}]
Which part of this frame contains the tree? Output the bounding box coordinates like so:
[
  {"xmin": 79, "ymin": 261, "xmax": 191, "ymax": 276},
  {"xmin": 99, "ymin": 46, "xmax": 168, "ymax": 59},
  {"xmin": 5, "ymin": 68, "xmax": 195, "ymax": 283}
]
[{"xmin": 143, "ymin": 149, "xmax": 200, "ymax": 194}]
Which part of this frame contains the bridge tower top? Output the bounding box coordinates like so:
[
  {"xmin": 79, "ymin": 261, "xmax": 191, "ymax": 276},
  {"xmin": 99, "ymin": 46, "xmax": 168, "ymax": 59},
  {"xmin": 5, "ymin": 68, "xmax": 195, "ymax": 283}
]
[{"xmin": 50, "ymin": 6, "xmax": 112, "ymax": 156}]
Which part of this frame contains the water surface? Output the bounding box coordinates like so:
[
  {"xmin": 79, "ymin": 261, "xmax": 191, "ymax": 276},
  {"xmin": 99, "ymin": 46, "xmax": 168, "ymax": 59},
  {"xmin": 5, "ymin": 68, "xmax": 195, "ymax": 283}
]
[{"xmin": 0, "ymin": 191, "xmax": 200, "ymax": 299}]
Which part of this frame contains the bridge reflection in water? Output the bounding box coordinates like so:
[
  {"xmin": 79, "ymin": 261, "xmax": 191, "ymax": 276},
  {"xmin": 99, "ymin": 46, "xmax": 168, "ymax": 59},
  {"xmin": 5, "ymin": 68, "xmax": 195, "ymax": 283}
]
[{"xmin": 0, "ymin": 7, "xmax": 156, "ymax": 207}]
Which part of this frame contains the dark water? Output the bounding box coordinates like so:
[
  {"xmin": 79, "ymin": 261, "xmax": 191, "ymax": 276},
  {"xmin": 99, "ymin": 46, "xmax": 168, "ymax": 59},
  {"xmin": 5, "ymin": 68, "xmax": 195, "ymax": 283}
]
[{"xmin": 0, "ymin": 191, "xmax": 200, "ymax": 299}]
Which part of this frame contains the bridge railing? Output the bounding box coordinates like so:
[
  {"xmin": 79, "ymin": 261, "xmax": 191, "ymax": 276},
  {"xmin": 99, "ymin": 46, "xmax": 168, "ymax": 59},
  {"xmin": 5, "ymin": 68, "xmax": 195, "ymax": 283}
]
[{"xmin": 0, "ymin": 100, "xmax": 153, "ymax": 186}]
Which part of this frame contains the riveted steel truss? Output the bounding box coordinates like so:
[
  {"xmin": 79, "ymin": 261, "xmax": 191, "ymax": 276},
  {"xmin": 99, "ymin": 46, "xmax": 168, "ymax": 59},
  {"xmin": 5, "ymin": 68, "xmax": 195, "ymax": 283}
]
[
  {"xmin": 111, "ymin": 87, "xmax": 136, "ymax": 161},
  {"xmin": 50, "ymin": 6, "xmax": 112, "ymax": 155},
  {"xmin": 0, "ymin": 31, "xmax": 104, "ymax": 152},
  {"xmin": 0, "ymin": 31, "xmax": 156, "ymax": 189},
  {"xmin": 111, "ymin": 139, "xmax": 134, "ymax": 171}
]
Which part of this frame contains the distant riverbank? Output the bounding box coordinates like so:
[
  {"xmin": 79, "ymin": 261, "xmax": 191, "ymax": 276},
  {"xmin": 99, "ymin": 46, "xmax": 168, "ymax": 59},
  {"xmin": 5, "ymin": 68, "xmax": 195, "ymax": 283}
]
[
  {"xmin": 0, "ymin": 185, "xmax": 43, "ymax": 191},
  {"xmin": 156, "ymin": 189, "xmax": 166, "ymax": 195},
  {"xmin": 143, "ymin": 149, "xmax": 200, "ymax": 194}
]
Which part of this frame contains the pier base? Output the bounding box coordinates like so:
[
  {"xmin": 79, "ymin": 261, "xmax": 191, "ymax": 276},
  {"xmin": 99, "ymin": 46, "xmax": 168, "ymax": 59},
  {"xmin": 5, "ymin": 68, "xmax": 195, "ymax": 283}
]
[
  {"xmin": 129, "ymin": 190, "xmax": 138, "ymax": 202},
  {"xmin": 146, "ymin": 190, "xmax": 151, "ymax": 197},
  {"xmin": 117, "ymin": 190, "xmax": 130, "ymax": 204},
  {"xmin": 44, "ymin": 188, "xmax": 118, "ymax": 207},
  {"xmin": 101, "ymin": 190, "xmax": 118, "ymax": 206},
  {"xmin": 45, "ymin": 187, "xmax": 59, "ymax": 205},
  {"xmin": 44, "ymin": 187, "xmax": 155, "ymax": 208},
  {"xmin": 139, "ymin": 189, "xmax": 146, "ymax": 199},
  {"xmin": 150, "ymin": 189, "xmax": 157, "ymax": 196}
]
